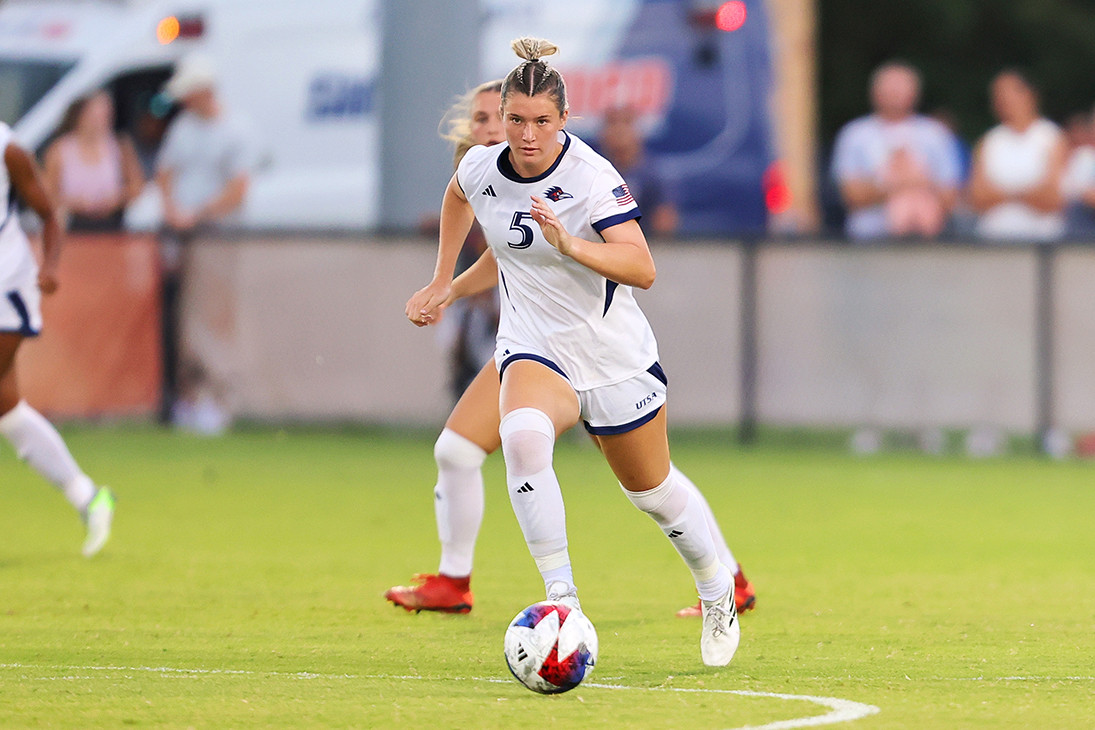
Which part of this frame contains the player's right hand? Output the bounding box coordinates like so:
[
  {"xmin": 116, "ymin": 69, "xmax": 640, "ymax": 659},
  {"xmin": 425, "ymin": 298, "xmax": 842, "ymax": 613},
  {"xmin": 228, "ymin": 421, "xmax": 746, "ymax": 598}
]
[{"xmin": 38, "ymin": 267, "xmax": 59, "ymax": 296}]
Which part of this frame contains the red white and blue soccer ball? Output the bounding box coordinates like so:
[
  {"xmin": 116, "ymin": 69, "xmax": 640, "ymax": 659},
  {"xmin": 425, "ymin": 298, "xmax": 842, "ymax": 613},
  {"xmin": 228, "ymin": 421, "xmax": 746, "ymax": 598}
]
[{"xmin": 503, "ymin": 601, "xmax": 598, "ymax": 694}]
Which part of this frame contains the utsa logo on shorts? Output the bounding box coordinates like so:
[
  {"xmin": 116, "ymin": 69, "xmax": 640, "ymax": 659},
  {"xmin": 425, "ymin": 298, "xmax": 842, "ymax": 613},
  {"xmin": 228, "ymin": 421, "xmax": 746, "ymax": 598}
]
[{"xmin": 543, "ymin": 185, "xmax": 573, "ymax": 202}]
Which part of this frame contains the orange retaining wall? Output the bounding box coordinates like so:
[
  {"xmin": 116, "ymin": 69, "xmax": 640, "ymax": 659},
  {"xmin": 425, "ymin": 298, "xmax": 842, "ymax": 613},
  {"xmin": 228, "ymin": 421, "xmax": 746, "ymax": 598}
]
[{"xmin": 17, "ymin": 234, "xmax": 161, "ymax": 420}]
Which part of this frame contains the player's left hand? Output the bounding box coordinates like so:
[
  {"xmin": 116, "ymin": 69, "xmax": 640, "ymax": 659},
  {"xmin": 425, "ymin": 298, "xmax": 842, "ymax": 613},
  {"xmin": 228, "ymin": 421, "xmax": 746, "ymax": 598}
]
[
  {"xmin": 530, "ymin": 196, "xmax": 573, "ymax": 256},
  {"xmin": 38, "ymin": 268, "xmax": 59, "ymax": 296},
  {"xmin": 405, "ymin": 279, "xmax": 452, "ymax": 327}
]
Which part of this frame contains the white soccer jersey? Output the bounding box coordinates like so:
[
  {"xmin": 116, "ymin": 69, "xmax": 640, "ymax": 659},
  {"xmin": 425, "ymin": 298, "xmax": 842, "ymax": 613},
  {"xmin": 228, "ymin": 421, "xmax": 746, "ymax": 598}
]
[
  {"xmin": 0, "ymin": 123, "xmax": 37, "ymax": 284},
  {"xmin": 457, "ymin": 130, "xmax": 659, "ymax": 390}
]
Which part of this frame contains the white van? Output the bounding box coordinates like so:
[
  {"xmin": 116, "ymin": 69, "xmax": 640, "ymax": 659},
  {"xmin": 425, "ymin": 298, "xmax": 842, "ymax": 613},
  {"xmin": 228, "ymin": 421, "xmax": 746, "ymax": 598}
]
[{"xmin": 0, "ymin": 0, "xmax": 379, "ymax": 229}]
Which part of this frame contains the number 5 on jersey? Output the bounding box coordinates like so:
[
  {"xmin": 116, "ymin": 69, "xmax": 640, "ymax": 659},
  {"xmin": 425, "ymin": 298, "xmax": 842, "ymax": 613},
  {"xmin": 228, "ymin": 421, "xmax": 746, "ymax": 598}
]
[{"xmin": 508, "ymin": 211, "xmax": 535, "ymax": 249}]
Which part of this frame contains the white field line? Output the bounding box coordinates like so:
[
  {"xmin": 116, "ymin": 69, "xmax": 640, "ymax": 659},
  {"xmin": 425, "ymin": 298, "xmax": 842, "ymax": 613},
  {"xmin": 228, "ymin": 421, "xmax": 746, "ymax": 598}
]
[
  {"xmin": 0, "ymin": 662, "xmax": 879, "ymax": 730},
  {"xmin": 581, "ymin": 682, "xmax": 880, "ymax": 730},
  {"xmin": 945, "ymin": 675, "xmax": 1095, "ymax": 682}
]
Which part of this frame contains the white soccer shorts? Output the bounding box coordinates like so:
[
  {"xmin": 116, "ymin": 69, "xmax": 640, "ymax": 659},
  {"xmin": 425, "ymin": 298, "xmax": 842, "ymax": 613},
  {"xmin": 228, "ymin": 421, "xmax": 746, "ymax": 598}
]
[{"xmin": 498, "ymin": 351, "xmax": 667, "ymax": 435}]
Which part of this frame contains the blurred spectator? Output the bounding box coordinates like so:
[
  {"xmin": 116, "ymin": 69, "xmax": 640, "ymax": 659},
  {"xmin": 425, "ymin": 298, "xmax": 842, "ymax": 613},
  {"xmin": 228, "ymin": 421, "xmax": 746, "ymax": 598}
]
[
  {"xmin": 968, "ymin": 70, "xmax": 1067, "ymax": 242},
  {"xmin": 42, "ymin": 91, "xmax": 145, "ymax": 232},
  {"xmin": 1062, "ymin": 109, "xmax": 1095, "ymax": 239},
  {"xmin": 435, "ymin": 80, "xmax": 504, "ymax": 401},
  {"xmin": 155, "ymin": 53, "xmax": 253, "ymax": 426},
  {"xmin": 830, "ymin": 62, "xmax": 961, "ymax": 240},
  {"xmin": 156, "ymin": 54, "xmax": 251, "ymax": 237},
  {"xmin": 596, "ymin": 106, "xmax": 679, "ymax": 236}
]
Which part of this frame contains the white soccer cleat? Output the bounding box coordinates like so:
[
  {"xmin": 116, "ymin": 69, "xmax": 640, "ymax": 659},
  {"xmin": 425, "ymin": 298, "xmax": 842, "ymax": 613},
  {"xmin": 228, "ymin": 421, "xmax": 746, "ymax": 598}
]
[
  {"xmin": 82, "ymin": 487, "xmax": 116, "ymax": 558},
  {"xmin": 700, "ymin": 582, "xmax": 740, "ymax": 666},
  {"xmin": 546, "ymin": 581, "xmax": 582, "ymax": 612}
]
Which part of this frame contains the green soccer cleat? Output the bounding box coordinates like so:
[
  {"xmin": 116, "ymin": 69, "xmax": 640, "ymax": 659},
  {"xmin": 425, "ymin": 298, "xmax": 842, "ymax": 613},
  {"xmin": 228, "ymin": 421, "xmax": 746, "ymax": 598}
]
[{"xmin": 82, "ymin": 487, "xmax": 115, "ymax": 558}]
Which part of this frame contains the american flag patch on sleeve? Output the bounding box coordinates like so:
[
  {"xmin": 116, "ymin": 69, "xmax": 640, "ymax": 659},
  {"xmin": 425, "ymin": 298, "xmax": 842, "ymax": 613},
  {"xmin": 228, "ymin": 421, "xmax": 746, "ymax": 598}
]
[{"xmin": 611, "ymin": 184, "xmax": 635, "ymax": 206}]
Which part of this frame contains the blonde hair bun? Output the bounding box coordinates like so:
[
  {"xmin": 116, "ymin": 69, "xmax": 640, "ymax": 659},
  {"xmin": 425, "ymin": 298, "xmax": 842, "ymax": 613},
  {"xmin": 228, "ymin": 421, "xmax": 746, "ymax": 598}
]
[{"xmin": 510, "ymin": 37, "xmax": 558, "ymax": 63}]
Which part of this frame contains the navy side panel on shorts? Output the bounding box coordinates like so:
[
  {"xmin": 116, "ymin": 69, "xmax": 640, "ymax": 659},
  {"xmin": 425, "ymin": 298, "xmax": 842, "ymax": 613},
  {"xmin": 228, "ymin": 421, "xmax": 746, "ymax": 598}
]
[
  {"xmin": 4, "ymin": 290, "xmax": 39, "ymax": 336},
  {"xmin": 498, "ymin": 352, "xmax": 570, "ymax": 382},
  {"xmin": 584, "ymin": 404, "xmax": 664, "ymax": 436}
]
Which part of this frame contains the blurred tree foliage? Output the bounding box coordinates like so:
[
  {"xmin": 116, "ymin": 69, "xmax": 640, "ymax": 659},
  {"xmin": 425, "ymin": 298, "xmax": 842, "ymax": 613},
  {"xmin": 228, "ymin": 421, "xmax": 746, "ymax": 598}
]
[{"xmin": 819, "ymin": 0, "xmax": 1095, "ymax": 146}]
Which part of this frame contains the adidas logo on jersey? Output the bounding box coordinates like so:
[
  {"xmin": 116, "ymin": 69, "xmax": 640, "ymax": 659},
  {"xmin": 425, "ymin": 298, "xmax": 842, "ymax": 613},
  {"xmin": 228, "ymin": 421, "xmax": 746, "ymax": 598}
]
[
  {"xmin": 516, "ymin": 482, "xmax": 535, "ymax": 494},
  {"xmin": 667, "ymin": 529, "xmax": 684, "ymax": 538},
  {"xmin": 482, "ymin": 185, "xmax": 497, "ymax": 197}
]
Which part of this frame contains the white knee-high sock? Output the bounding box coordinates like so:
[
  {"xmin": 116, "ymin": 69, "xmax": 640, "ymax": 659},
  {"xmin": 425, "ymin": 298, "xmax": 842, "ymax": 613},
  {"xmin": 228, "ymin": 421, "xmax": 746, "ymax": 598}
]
[
  {"xmin": 0, "ymin": 401, "xmax": 96, "ymax": 514},
  {"xmin": 500, "ymin": 407, "xmax": 573, "ymax": 593},
  {"xmin": 624, "ymin": 470, "xmax": 732, "ymax": 601},
  {"xmin": 671, "ymin": 463, "xmax": 738, "ymax": 574},
  {"xmin": 433, "ymin": 428, "xmax": 487, "ymax": 578}
]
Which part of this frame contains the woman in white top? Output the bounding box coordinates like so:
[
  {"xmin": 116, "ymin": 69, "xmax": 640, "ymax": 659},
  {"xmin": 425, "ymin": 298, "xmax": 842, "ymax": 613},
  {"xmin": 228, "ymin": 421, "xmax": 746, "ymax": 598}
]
[
  {"xmin": 969, "ymin": 70, "xmax": 1067, "ymax": 241},
  {"xmin": 0, "ymin": 123, "xmax": 114, "ymax": 556},
  {"xmin": 406, "ymin": 38, "xmax": 740, "ymax": 666}
]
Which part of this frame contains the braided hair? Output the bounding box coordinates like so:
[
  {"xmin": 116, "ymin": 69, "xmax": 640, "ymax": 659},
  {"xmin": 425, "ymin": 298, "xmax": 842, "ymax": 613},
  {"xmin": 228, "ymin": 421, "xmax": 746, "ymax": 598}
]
[{"xmin": 501, "ymin": 37, "xmax": 568, "ymax": 116}]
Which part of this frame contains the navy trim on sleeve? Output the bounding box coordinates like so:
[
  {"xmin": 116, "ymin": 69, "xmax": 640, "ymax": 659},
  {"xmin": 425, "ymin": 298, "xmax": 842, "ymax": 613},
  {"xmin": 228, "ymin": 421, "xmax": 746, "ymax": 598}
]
[{"xmin": 592, "ymin": 208, "xmax": 642, "ymax": 233}]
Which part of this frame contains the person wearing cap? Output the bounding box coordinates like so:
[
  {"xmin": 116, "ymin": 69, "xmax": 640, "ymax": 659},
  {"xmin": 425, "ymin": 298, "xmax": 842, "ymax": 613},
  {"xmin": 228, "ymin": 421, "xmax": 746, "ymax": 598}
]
[
  {"xmin": 155, "ymin": 53, "xmax": 252, "ymax": 235},
  {"xmin": 154, "ymin": 53, "xmax": 253, "ymax": 425}
]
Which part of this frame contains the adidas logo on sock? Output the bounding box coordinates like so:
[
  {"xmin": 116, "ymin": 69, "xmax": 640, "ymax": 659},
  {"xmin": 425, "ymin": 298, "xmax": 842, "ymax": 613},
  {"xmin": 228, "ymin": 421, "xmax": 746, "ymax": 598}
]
[
  {"xmin": 516, "ymin": 482, "xmax": 535, "ymax": 494},
  {"xmin": 667, "ymin": 529, "xmax": 684, "ymax": 538}
]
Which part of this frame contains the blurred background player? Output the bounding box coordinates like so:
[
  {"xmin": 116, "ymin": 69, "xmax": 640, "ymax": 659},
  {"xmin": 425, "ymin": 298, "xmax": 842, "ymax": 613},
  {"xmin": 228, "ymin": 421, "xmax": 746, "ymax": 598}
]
[
  {"xmin": 385, "ymin": 79, "xmax": 755, "ymax": 619},
  {"xmin": 0, "ymin": 122, "xmax": 114, "ymax": 557},
  {"xmin": 43, "ymin": 90, "xmax": 145, "ymax": 233},
  {"xmin": 435, "ymin": 80, "xmax": 504, "ymax": 401}
]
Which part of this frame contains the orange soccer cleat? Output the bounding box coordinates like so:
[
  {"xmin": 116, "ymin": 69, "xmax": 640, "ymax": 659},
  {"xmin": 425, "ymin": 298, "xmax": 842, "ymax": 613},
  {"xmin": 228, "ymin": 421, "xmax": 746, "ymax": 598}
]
[
  {"xmin": 385, "ymin": 573, "xmax": 474, "ymax": 614},
  {"xmin": 676, "ymin": 564, "xmax": 756, "ymax": 617}
]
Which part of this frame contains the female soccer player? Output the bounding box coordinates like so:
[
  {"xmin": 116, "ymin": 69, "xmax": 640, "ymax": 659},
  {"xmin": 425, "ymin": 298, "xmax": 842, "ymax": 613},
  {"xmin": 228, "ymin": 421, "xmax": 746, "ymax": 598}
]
[
  {"xmin": 387, "ymin": 80, "xmax": 755, "ymax": 621},
  {"xmin": 404, "ymin": 38, "xmax": 741, "ymax": 666},
  {"xmin": 0, "ymin": 122, "xmax": 115, "ymax": 557}
]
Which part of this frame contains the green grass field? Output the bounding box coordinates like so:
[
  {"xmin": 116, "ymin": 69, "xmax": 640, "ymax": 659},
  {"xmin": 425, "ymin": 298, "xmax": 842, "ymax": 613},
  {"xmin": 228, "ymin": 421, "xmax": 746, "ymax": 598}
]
[{"xmin": 1, "ymin": 426, "xmax": 1093, "ymax": 729}]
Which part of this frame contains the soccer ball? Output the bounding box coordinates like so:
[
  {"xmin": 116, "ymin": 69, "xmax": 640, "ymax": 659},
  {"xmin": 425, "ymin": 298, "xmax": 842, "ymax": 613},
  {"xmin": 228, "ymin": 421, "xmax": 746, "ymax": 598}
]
[{"xmin": 503, "ymin": 601, "xmax": 598, "ymax": 694}]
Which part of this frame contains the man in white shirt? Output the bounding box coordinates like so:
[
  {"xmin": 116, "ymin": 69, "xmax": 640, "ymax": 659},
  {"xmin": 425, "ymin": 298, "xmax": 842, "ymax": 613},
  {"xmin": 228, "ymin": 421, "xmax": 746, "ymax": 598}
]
[
  {"xmin": 831, "ymin": 62, "xmax": 961, "ymax": 240},
  {"xmin": 156, "ymin": 54, "xmax": 251, "ymax": 233},
  {"xmin": 154, "ymin": 54, "xmax": 252, "ymax": 424}
]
